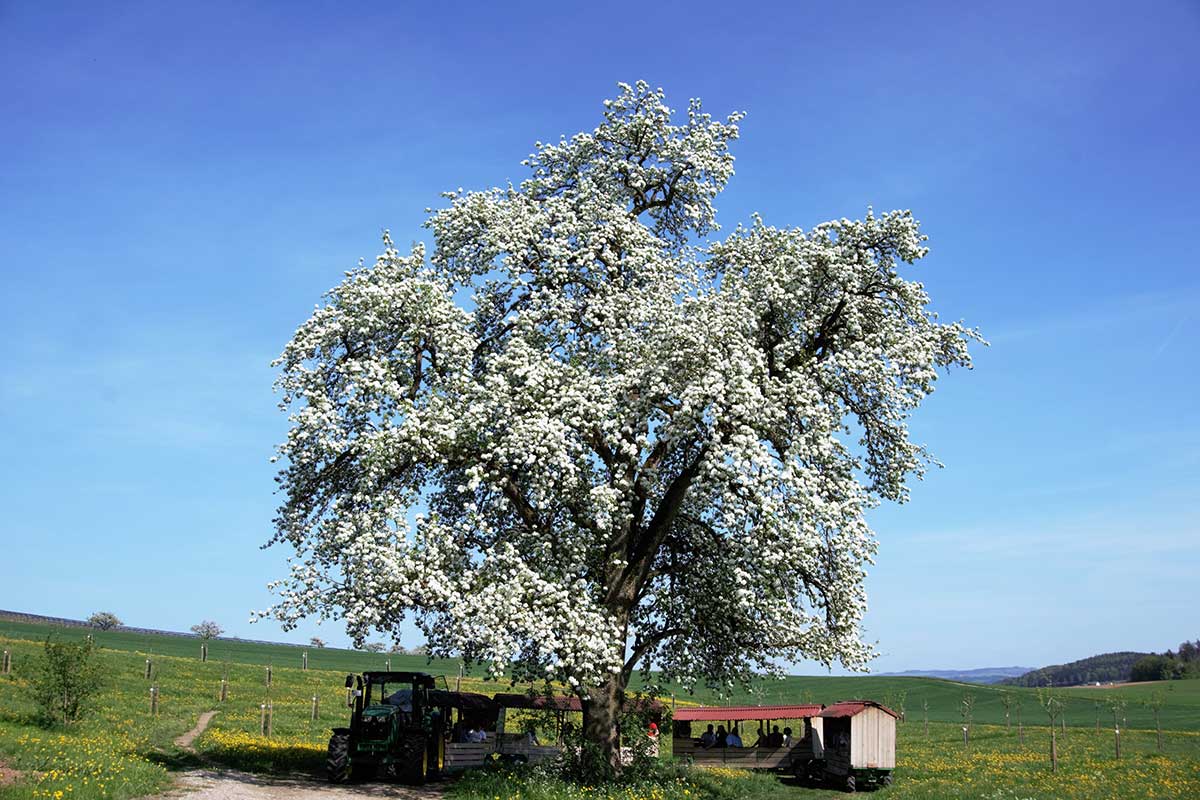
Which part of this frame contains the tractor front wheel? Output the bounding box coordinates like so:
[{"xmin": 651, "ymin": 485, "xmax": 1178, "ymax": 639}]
[
  {"xmin": 327, "ymin": 731, "xmax": 351, "ymax": 784},
  {"xmin": 844, "ymin": 774, "xmax": 856, "ymax": 793},
  {"xmin": 399, "ymin": 735, "xmax": 428, "ymax": 785}
]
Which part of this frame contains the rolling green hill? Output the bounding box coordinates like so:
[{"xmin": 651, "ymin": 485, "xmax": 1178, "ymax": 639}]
[
  {"xmin": 0, "ymin": 615, "xmax": 457, "ymax": 676},
  {"xmin": 1000, "ymin": 651, "xmax": 1148, "ymax": 687},
  {"xmin": 4, "ymin": 614, "xmax": 1198, "ymax": 731}
]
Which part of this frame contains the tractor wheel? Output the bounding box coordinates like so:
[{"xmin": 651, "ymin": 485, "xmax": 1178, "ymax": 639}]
[
  {"xmin": 880, "ymin": 773, "xmax": 893, "ymax": 788},
  {"xmin": 327, "ymin": 731, "xmax": 352, "ymax": 784},
  {"xmin": 399, "ymin": 735, "xmax": 428, "ymax": 785},
  {"xmin": 844, "ymin": 774, "xmax": 856, "ymax": 793}
]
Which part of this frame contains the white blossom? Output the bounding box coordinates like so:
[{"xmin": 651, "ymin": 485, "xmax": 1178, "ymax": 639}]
[{"xmin": 264, "ymin": 81, "xmax": 981, "ymax": 698}]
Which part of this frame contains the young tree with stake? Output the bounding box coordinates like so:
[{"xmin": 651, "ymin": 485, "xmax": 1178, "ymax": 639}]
[
  {"xmin": 1037, "ymin": 688, "xmax": 1064, "ymax": 773},
  {"xmin": 263, "ymin": 81, "xmax": 981, "ymax": 767},
  {"xmin": 1144, "ymin": 691, "xmax": 1165, "ymax": 752},
  {"xmin": 1001, "ymin": 690, "xmax": 1014, "ymax": 732}
]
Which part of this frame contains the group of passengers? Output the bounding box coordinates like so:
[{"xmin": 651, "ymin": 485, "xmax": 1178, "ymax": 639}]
[
  {"xmin": 450, "ymin": 720, "xmax": 489, "ymax": 743},
  {"xmin": 696, "ymin": 723, "xmax": 792, "ymax": 749}
]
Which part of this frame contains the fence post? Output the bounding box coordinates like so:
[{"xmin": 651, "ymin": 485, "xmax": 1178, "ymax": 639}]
[
  {"xmin": 260, "ymin": 703, "xmax": 267, "ymax": 736},
  {"xmin": 384, "ymin": 658, "xmax": 391, "ymax": 671},
  {"xmin": 150, "ymin": 687, "xmax": 159, "ymax": 716},
  {"xmin": 265, "ymin": 665, "xmax": 272, "ymax": 687},
  {"xmin": 219, "ymin": 678, "xmax": 228, "ymax": 703},
  {"xmin": 1114, "ymin": 727, "xmax": 1121, "ymax": 759},
  {"xmin": 312, "ymin": 695, "xmax": 319, "ymax": 721},
  {"xmin": 1, "ymin": 649, "xmax": 9, "ymax": 675},
  {"xmin": 145, "ymin": 658, "xmax": 152, "ymax": 680},
  {"xmin": 302, "ymin": 651, "xmax": 308, "ymax": 670},
  {"xmin": 201, "ymin": 643, "xmax": 207, "ymax": 663},
  {"xmin": 267, "ymin": 702, "xmax": 273, "ymax": 737}
]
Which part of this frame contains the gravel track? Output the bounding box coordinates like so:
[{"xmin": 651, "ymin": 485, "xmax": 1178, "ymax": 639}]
[{"xmin": 155, "ymin": 769, "xmax": 446, "ymax": 799}]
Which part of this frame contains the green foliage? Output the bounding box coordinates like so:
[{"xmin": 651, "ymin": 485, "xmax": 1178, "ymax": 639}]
[
  {"xmin": 21, "ymin": 635, "xmax": 105, "ymax": 726},
  {"xmin": 1127, "ymin": 639, "xmax": 1200, "ymax": 683},
  {"xmin": 1002, "ymin": 651, "xmax": 1148, "ymax": 687},
  {"xmin": 450, "ymin": 760, "xmax": 784, "ymax": 800}
]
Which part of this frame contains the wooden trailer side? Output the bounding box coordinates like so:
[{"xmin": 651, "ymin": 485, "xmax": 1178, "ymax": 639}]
[{"xmin": 850, "ymin": 706, "xmax": 895, "ymax": 770}]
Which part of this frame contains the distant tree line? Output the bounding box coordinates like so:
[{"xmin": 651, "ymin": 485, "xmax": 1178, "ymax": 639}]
[
  {"xmin": 1131, "ymin": 639, "xmax": 1200, "ymax": 682},
  {"xmin": 1000, "ymin": 651, "xmax": 1148, "ymax": 687}
]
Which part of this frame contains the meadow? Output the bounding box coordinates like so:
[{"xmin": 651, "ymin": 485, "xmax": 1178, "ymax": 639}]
[{"xmin": 0, "ymin": 620, "xmax": 1197, "ymax": 799}]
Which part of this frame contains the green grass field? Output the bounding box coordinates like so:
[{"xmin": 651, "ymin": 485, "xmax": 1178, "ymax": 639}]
[
  {"xmin": 1, "ymin": 618, "xmax": 1198, "ymax": 799},
  {"xmin": 5, "ymin": 617, "xmax": 1196, "ymax": 731}
]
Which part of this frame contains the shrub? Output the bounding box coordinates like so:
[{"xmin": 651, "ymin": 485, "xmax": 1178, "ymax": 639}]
[{"xmin": 22, "ymin": 635, "xmax": 106, "ymax": 726}]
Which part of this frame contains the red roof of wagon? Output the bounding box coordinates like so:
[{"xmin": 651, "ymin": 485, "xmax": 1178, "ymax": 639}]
[
  {"xmin": 818, "ymin": 700, "xmax": 899, "ymax": 719},
  {"xmin": 674, "ymin": 704, "xmax": 823, "ymax": 721}
]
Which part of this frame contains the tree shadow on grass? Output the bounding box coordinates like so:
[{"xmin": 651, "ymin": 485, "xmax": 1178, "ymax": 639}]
[
  {"xmin": 144, "ymin": 748, "xmax": 205, "ymax": 772},
  {"xmin": 190, "ymin": 743, "xmax": 324, "ymax": 777}
]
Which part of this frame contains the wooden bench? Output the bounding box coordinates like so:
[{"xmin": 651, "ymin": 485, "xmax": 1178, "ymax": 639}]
[
  {"xmin": 672, "ymin": 741, "xmax": 801, "ymax": 770},
  {"xmin": 444, "ymin": 742, "xmax": 494, "ymax": 770}
]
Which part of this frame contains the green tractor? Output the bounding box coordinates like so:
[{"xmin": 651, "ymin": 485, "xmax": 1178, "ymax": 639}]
[{"xmin": 327, "ymin": 671, "xmax": 446, "ymax": 785}]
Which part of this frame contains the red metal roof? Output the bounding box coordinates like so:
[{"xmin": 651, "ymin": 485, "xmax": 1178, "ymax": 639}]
[
  {"xmin": 674, "ymin": 704, "xmax": 824, "ymax": 722},
  {"xmin": 818, "ymin": 700, "xmax": 899, "ymax": 719}
]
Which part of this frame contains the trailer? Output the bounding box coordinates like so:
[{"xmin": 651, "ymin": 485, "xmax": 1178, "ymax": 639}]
[
  {"xmin": 799, "ymin": 700, "xmax": 898, "ymax": 792},
  {"xmin": 443, "ymin": 692, "xmax": 666, "ymax": 771},
  {"xmin": 671, "ymin": 704, "xmax": 825, "ymax": 771}
]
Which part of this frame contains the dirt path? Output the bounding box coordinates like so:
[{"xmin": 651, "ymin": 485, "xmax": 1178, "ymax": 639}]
[
  {"xmin": 160, "ymin": 770, "xmax": 446, "ymax": 799},
  {"xmin": 175, "ymin": 710, "xmax": 219, "ymax": 750},
  {"xmin": 0, "ymin": 758, "xmax": 22, "ymax": 787}
]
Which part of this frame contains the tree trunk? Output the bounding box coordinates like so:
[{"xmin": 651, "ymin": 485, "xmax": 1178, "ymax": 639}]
[{"xmin": 581, "ymin": 674, "xmax": 625, "ymax": 771}]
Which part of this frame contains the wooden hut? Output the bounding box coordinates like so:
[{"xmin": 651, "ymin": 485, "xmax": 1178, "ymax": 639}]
[
  {"xmin": 809, "ymin": 700, "xmax": 898, "ymax": 792},
  {"xmin": 671, "ymin": 704, "xmax": 824, "ymax": 770}
]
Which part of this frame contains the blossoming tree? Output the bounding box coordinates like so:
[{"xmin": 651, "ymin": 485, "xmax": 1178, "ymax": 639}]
[{"xmin": 267, "ymin": 81, "xmax": 980, "ymax": 765}]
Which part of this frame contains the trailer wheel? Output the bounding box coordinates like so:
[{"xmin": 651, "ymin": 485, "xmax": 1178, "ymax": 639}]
[
  {"xmin": 880, "ymin": 773, "xmax": 893, "ymax": 788},
  {"xmin": 844, "ymin": 774, "xmax": 856, "ymax": 793},
  {"xmin": 327, "ymin": 731, "xmax": 351, "ymax": 783}
]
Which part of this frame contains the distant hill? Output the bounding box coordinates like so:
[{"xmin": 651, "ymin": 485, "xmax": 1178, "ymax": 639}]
[
  {"xmin": 1000, "ymin": 651, "xmax": 1149, "ymax": 687},
  {"xmin": 876, "ymin": 667, "xmax": 1034, "ymax": 684}
]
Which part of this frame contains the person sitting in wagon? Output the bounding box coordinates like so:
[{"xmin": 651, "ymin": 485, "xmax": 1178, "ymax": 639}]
[
  {"xmin": 714, "ymin": 725, "xmax": 728, "ymax": 747},
  {"xmin": 699, "ymin": 724, "xmax": 717, "ymax": 748},
  {"xmin": 767, "ymin": 725, "xmax": 785, "ymax": 747},
  {"xmin": 782, "ymin": 726, "xmax": 793, "ymax": 747},
  {"xmin": 753, "ymin": 726, "xmax": 768, "ymax": 747},
  {"xmin": 725, "ymin": 726, "xmax": 743, "ymax": 747}
]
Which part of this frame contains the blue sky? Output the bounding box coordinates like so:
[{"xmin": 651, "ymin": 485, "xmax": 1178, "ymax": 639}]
[{"xmin": 1, "ymin": 1, "xmax": 1196, "ymax": 673}]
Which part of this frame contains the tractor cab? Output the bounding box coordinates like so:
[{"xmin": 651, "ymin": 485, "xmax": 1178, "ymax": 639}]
[{"xmin": 328, "ymin": 671, "xmax": 445, "ymax": 785}]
